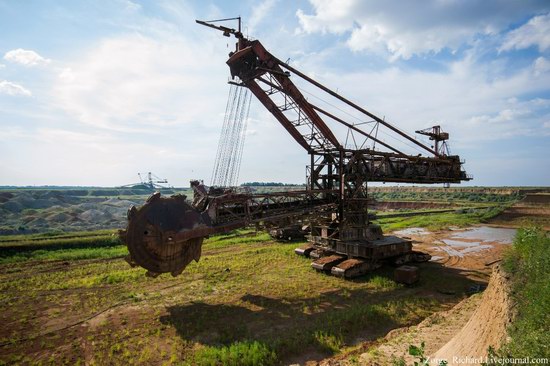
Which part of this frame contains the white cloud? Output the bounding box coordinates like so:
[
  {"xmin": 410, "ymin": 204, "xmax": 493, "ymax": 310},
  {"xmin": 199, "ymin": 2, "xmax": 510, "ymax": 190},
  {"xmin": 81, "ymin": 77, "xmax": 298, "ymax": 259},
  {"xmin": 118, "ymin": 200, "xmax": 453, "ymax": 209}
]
[
  {"xmin": 500, "ymin": 13, "xmax": 550, "ymax": 52},
  {"xmin": 121, "ymin": 0, "xmax": 141, "ymax": 12},
  {"xmin": 0, "ymin": 126, "xmax": 193, "ymax": 186},
  {"xmin": 297, "ymin": 0, "xmax": 549, "ymax": 60},
  {"xmin": 0, "ymin": 80, "xmax": 32, "ymax": 96},
  {"xmin": 248, "ymin": 0, "xmax": 278, "ymax": 35},
  {"xmin": 465, "ymin": 98, "xmax": 550, "ymax": 139},
  {"xmin": 52, "ymin": 33, "xmax": 228, "ymax": 132},
  {"xmin": 0, "ymin": 2, "xmax": 252, "ymax": 186},
  {"xmin": 290, "ymin": 50, "xmax": 550, "ymax": 154},
  {"xmin": 58, "ymin": 67, "xmax": 75, "ymax": 82},
  {"xmin": 2, "ymin": 0, "xmax": 549, "ymax": 186},
  {"xmin": 4, "ymin": 48, "xmax": 51, "ymax": 66},
  {"xmin": 0, "ymin": 126, "xmax": 30, "ymax": 142},
  {"xmin": 296, "ymin": 0, "xmax": 356, "ymax": 34},
  {"xmin": 0, "ymin": 63, "xmax": 5, "ymax": 69},
  {"xmin": 534, "ymin": 56, "xmax": 550, "ymax": 76}
]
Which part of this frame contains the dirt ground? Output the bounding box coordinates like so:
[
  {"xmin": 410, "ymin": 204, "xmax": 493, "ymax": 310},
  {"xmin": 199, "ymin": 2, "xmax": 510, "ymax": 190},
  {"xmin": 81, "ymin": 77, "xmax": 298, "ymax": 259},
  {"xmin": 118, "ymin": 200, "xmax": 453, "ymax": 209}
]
[
  {"xmin": 0, "ymin": 242, "xmax": 435, "ymax": 364},
  {"xmin": 489, "ymin": 193, "xmax": 550, "ymax": 230},
  {"xmin": 412, "ymin": 228, "xmax": 511, "ymax": 279},
  {"xmin": 0, "ymin": 204, "xmax": 542, "ymax": 365},
  {"xmin": 305, "ymin": 225, "xmax": 518, "ymax": 366},
  {"xmin": 433, "ymin": 265, "xmax": 513, "ymax": 365},
  {"xmin": 296, "ymin": 197, "xmax": 550, "ymax": 366},
  {"xmin": 0, "ymin": 228, "xmax": 490, "ymax": 366},
  {"xmin": 1, "ymin": 187, "xmax": 548, "ymax": 365}
]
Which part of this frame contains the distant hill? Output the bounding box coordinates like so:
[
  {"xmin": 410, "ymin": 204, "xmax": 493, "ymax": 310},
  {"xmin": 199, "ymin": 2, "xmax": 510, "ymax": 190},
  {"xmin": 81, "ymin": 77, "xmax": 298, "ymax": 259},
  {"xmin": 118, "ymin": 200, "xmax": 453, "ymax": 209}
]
[{"xmin": 0, "ymin": 187, "xmax": 191, "ymax": 235}]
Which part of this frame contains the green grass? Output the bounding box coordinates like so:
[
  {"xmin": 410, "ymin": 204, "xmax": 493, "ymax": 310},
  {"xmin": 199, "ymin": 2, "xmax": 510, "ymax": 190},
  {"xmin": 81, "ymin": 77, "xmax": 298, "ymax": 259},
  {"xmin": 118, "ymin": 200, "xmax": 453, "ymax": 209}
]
[
  {"xmin": 501, "ymin": 227, "xmax": 550, "ymax": 358},
  {"xmin": 0, "ymin": 245, "xmax": 127, "ymax": 264},
  {"xmin": 0, "ymin": 231, "xmax": 120, "ymax": 252},
  {"xmin": 0, "ymin": 230, "xmax": 124, "ymax": 263},
  {"xmin": 0, "ymin": 229, "xmax": 117, "ymax": 244},
  {"xmin": 0, "ymin": 228, "xmax": 458, "ymax": 365},
  {"xmin": 371, "ymin": 190, "xmax": 522, "ymax": 204},
  {"xmin": 0, "ymin": 229, "xmax": 270, "ymax": 265},
  {"xmin": 75, "ymin": 268, "xmax": 145, "ymax": 287},
  {"xmin": 314, "ymin": 331, "xmax": 344, "ymax": 353},
  {"xmin": 278, "ymin": 296, "xmax": 438, "ymax": 360},
  {"xmin": 204, "ymin": 230, "xmax": 272, "ymax": 249},
  {"xmin": 377, "ymin": 206, "xmax": 506, "ymax": 231},
  {"xmin": 190, "ymin": 341, "xmax": 277, "ymax": 366}
]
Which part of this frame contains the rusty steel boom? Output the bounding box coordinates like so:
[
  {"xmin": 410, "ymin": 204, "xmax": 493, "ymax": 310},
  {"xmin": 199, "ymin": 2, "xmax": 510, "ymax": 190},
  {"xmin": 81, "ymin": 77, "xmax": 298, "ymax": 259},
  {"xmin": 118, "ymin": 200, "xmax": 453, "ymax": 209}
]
[{"xmin": 120, "ymin": 18, "xmax": 471, "ymax": 278}]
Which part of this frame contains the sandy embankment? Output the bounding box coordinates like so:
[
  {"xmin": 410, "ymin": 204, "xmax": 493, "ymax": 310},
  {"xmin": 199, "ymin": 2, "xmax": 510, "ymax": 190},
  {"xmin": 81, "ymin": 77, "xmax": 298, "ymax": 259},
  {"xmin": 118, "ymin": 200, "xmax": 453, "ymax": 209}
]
[
  {"xmin": 350, "ymin": 264, "xmax": 514, "ymax": 366},
  {"xmin": 432, "ymin": 265, "xmax": 514, "ymax": 364}
]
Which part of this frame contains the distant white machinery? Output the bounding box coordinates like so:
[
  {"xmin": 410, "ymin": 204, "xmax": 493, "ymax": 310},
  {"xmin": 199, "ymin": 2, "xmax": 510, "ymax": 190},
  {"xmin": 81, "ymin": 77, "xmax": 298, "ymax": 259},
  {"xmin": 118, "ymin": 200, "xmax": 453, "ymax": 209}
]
[
  {"xmin": 121, "ymin": 172, "xmax": 171, "ymax": 189},
  {"xmin": 138, "ymin": 172, "xmax": 169, "ymax": 189}
]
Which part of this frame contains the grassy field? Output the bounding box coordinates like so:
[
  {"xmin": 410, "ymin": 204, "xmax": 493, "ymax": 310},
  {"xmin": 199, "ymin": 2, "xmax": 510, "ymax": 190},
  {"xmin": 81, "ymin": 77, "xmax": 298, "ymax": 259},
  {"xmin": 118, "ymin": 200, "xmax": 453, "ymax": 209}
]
[
  {"xmin": 376, "ymin": 206, "xmax": 506, "ymax": 231},
  {"xmin": 370, "ymin": 189, "xmax": 523, "ymax": 204},
  {"xmin": 0, "ymin": 227, "xmax": 479, "ymax": 365},
  {"xmin": 1, "ymin": 186, "xmax": 547, "ymax": 364},
  {"xmin": 501, "ymin": 227, "xmax": 550, "ymax": 358}
]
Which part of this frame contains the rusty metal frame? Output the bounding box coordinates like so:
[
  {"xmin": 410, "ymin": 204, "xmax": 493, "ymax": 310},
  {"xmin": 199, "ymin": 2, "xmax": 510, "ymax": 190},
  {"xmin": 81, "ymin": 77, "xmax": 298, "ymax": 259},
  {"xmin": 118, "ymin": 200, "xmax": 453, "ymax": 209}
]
[{"xmin": 196, "ymin": 19, "xmax": 471, "ymax": 248}]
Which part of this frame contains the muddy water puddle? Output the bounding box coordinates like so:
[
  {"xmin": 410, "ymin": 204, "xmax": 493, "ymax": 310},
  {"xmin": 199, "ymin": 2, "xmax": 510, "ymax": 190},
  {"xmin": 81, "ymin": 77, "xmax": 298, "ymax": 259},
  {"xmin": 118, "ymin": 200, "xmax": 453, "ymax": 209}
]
[
  {"xmin": 394, "ymin": 227, "xmax": 432, "ymax": 236},
  {"xmin": 437, "ymin": 244, "xmax": 494, "ymax": 258},
  {"xmin": 448, "ymin": 226, "xmax": 516, "ymax": 244},
  {"xmin": 401, "ymin": 226, "xmax": 518, "ymax": 264},
  {"xmin": 441, "ymin": 239, "xmax": 480, "ymax": 247},
  {"xmin": 435, "ymin": 226, "xmax": 517, "ymax": 258}
]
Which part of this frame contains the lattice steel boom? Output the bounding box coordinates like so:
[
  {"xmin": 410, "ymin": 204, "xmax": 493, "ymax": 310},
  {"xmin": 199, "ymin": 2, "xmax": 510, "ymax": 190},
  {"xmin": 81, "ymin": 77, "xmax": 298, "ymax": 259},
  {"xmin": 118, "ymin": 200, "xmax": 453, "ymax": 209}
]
[{"xmin": 119, "ymin": 18, "xmax": 471, "ymax": 278}]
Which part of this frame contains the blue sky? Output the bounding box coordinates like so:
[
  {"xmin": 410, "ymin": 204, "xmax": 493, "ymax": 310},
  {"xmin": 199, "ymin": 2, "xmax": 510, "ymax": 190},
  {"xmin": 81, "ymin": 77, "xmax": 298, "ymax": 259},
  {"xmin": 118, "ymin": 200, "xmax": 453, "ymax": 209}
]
[{"xmin": 1, "ymin": 0, "xmax": 549, "ymax": 187}]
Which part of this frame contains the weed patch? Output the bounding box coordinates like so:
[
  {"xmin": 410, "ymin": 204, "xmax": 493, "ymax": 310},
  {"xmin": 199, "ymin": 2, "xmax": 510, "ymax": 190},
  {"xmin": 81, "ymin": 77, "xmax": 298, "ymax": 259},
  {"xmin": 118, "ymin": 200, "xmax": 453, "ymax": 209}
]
[
  {"xmin": 501, "ymin": 227, "xmax": 550, "ymax": 358},
  {"xmin": 190, "ymin": 341, "xmax": 277, "ymax": 366},
  {"xmin": 377, "ymin": 206, "xmax": 506, "ymax": 231}
]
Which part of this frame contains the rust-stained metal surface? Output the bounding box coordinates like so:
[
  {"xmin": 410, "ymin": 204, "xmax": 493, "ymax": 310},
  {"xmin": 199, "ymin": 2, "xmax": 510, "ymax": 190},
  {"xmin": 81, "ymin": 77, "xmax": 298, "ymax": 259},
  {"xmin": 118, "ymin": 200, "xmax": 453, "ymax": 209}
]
[
  {"xmin": 120, "ymin": 185, "xmax": 337, "ymax": 276},
  {"xmin": 331, "ymin": 259, "xmax": 381, "ymax": 278},
  {"xmin": 311, "ymin": 255, "xmax": 346, "ymax": 272},
  {"xmin": 294, "ymin": 244, "xmax": 314, "ymax": 257},
  {"xmin": 120, "ymin": 193, "xmax": 207, "ymax": 277},
  {"xmin": 394, "ymin": 265, "xmax": 420, "ymax": 285}
]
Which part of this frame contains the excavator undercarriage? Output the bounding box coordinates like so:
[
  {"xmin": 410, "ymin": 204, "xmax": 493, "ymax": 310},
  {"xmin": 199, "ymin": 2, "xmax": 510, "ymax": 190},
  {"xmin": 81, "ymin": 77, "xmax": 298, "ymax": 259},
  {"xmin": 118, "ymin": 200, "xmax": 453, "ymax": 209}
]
[{"xmin": 119, "ymin": 18, "xmax": 471, "ymax": 279}]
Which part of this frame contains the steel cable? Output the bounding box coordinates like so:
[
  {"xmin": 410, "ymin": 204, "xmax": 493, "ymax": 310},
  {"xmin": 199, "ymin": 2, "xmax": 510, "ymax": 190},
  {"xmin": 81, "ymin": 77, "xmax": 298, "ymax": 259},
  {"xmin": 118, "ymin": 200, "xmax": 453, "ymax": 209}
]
[{"xmin": 211, "ymin": 84, "xmax": 251, "ymax": 187}]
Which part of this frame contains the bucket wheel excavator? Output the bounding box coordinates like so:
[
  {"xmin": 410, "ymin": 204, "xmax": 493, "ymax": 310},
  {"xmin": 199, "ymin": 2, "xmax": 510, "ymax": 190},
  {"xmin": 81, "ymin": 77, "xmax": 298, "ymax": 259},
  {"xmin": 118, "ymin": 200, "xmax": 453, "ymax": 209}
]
[{"xmin": 120, "ymin": 18, "xmax": 471, "ymax": 279}]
